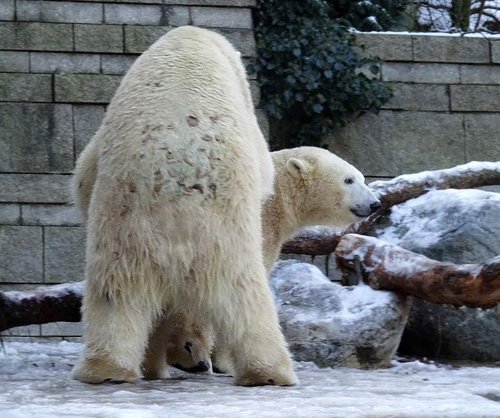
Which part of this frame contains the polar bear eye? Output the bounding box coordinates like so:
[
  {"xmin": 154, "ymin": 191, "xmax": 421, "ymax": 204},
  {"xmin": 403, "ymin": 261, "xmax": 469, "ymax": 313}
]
[
  {"xmin": 184, "ymin": 342, "xmax": 192, "ymax": 353},
  {"xmin": 344, "ymin": 178, "xmax": 354, "ymax": 185}
]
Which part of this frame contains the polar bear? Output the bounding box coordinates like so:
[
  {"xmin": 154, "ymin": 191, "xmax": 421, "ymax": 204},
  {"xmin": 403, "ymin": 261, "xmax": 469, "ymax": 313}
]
[
  {"xmin": 71, "ymin": 26, "xmax": 297, "ymax": 387},
  {"xmin": 151, "ymin": 147, "xmax": 381, "ymax": 374}
]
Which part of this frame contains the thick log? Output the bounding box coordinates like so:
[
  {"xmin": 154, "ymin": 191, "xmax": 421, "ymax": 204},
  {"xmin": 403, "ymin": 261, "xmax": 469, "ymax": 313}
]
[
  {"xmin": 0, "ymin": 283, "xmax": 83, "ymax": 333},
  {"xmin": 335, "ymin": 234, "xmax": 500, "ymax": 309},
  {"xmin": 282, "ymin": 161, "xmax": 500, "ymax": 255}
]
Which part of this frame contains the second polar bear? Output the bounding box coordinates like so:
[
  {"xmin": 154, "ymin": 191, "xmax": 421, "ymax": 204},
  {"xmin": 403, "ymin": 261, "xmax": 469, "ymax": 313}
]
[
  {"xmin": 167, "ymin": 146, "xmax": 381, "ymax": 373},
  {"xmin": 71, "ymin": 26, "xmax": 297, "ymax": 387}
]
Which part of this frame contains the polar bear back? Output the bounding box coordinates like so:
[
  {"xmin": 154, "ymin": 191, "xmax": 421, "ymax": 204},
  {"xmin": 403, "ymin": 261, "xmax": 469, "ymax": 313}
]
[{"xmin": 93, "ymin": 26, "xmax": 271, "ymax": 205}]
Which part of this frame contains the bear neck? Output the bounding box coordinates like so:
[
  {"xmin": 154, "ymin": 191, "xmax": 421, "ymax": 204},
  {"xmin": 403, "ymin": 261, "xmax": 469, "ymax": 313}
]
[{"xmin": 261, "ymin": 173, "xmax": 305, "ymax": 274}]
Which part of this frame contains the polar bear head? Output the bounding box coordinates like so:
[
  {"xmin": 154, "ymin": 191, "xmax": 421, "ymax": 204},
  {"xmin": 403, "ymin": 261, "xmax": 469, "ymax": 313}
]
[{"xmin": 274, "ymin": 146, "xmax": 380, "ymax": 229}]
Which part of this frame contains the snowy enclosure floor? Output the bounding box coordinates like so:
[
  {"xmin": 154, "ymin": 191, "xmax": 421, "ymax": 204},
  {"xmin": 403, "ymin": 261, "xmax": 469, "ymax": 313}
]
[{"xmin": 1, "ymin": 342, "xmax": 500, "ymax": 418}]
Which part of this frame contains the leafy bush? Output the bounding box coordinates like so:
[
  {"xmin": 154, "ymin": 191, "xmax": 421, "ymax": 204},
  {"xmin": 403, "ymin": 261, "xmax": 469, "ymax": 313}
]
[
  {"xmin": 327, "ymin": 0, "xmax": 412, "ymax": 31},
  {"xmin": 250, "ymin": 0, "xmax": 393, "ymax": 148}
]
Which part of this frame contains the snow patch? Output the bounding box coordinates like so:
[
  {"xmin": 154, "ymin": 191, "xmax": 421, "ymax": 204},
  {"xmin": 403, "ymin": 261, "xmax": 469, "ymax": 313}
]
[{"xmin": 1, "ymin": 342, "xmax": 500, "ymax": 418}]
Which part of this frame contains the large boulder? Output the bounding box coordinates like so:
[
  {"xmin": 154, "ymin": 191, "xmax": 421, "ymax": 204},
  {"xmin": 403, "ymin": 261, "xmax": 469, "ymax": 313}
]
[
  {"xmin": 369, "ymin": 189, "xmax": 500, "ymax": 361},
  {"xmin": 270, "ymin": 260, "xmax": 411, "ymax": 368}
]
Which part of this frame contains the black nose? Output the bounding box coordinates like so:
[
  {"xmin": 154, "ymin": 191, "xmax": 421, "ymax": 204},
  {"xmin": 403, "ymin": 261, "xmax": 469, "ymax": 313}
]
[
  {"xmin": 172, "ymin": 360, "xmax": 211, "ymax": 373},
  {"xmin": 370, "ymin": 201, "xmax": 381, "ymax": 214}
]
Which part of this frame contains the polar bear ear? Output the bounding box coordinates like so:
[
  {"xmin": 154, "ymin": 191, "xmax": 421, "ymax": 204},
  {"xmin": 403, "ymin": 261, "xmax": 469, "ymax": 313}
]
[{"xmin": 286, "ymin": 158, "xmax": 309, "ymax": 178}]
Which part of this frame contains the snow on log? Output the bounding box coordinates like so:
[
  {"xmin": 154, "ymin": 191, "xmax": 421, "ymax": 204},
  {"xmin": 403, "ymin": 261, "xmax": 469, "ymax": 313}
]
[
  {"xmin": 335, "ymin": 234, "xmax": 500, "ymax": 309},
  {"xmin": 282, "ymin": 161, "xmax": 500, "ymax": 256},
  {"xmin": 0, "ymin": 282, "xmax": 83, "ymax": 332}
]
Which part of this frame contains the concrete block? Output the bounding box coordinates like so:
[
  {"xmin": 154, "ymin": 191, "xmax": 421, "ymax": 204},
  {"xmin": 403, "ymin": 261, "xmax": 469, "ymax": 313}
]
[
  {"xmin": 382, "ymin": 83, "xmax": 449, "ymax": 112},
  {"xmin": 492, "ymin": 40, "xmax": 500, "ymax": 64},
  {"xmin": 0, "ymin": 103, "xmax": 74, "ymax": 173},
  {"xmin": 382, "ymin": 62, "xmax": 459, "ymax": 84},
  {"xmin": 30, "ymin": 52, "xmax": 100, "ymax": 74},
  {"xmin": 460, "ymin": 65, "xmax": 500, "ymax": 85},
  {"xmin": 451, "ymin": 85, "xmax": 500, "ymax": 112},
  {"xmin": 101, "ymin": 54, "xmax": 138, "ymax": 75},
  {"xmin": 215, "ymin": 29, "xmax": 256, "ymax": 57},
  {"xmin": 73, "ymin": 105, "xmax": 106, "ymax": 156},
  {"xmin": 191, "ymin": 6, "xmax": 253, "ymax": 29},
  {"xmin": 0, "ymin": 73, "xmax": 52, "ymax": 102},
  {"xmin": 2, "ymin": 325, "xmax": 41, "ymax": 336},
  {"xmin": 0, "ymin": 174, "xmax": 72, "ymax": 203},
  {"xmin": 0, "ymin": 226, "xmax": 43, "ymax": 283},
  {"xmin": 55, "ymin": 74, "xmax": 122, "ymax": 103},
  {"xmin": 75, "ymin": 24, "xmax": 123, "ymax": 53},
  {"xmin": 249, "ymin": 80, "xmax": 260, "ymax": 105},
  {"xmin": 464, "ymin": 114, "xmax": 500, "ymax": 162},
  {"xmin": 41, "ymin": 322, "xmax": 83, "ymax": 336},
  {"xmin": 124, "ymin": 25, "xmax": 172, "ymax": 53},
  {"xmin": 255, "ymin": 108, "xmax": 269, "ymax": 140},
  {"xmin": 44, "ymin": 227, "xmax": 86, "ymax": 283},
  {"xmin": 118, "ymin": 0, "xmax": 256, "ymax": 4},
  {"xmin": 354, "ymin": 33, "xmax": 413, "ymax": 61},
  {"xmin": 0, "ymin": 204, "xmax": 21, "ymax": 225},
  {"xmin": 0, "ymin": 22, "xmax": 73, "ymax": 51},
  {"xmin": 22, "ymin": 204, "xmax": 82, "ymax": 226},
  {"xmin": 17, "ymin": 0, "xmax": 103, "ymax": 24},
  {"xmin": 326, "ymin": 110, "xmax": 466, "ymax": 177},
  {"xmin": 413, "ymin": 35, "xmax": 490, "ymax": 63},
  {"xmin": 63, "ymin": 336, "xmax": 83, "ymax": 342},
  {"xmin": 0, "ymin": 336, "xmax": 63, "ymax": 343},
  {"xmin": 124, "ymin": 26, "xmax": 256, "ymax": 56},
  {"xmin": 0, "ymin": 51, "xmax": 29, "ymax": 73},
  {"xmin": 104, "ymin": 3, "xmax": 189, "ymax": 26},
  {"xmin": 0, "ymin": 0, "xmax": 14, "ymax": 20}
]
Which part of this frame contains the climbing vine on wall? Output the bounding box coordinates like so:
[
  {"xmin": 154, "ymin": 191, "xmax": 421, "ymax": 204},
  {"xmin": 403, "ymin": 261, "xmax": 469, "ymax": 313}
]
[{"xmin": 250, "ymin": 0, "xmax": 393, "ymax": 148}]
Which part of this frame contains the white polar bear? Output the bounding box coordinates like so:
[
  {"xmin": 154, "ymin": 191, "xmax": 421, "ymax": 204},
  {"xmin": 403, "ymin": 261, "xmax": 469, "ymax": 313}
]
[
  {"xmin": 71, "ymin": 26, "xmax": 297, "ymax": 387},
  {"xmin": 151, "ymin": 147, "xmax": 382, "ymax": 374}
]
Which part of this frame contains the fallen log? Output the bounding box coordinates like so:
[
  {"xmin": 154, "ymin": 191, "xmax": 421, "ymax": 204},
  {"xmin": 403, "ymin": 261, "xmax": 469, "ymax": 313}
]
[
  {"xmin": 335, "ymin": 234, "xmax": 500, "ymax": 309},
  {"xmin": 0, "ymin": 282, "xmax": 83, "ymax": 333},
  {"xmin": 282, "ymin": 161, "xmax": 500, "ymax": 255}
]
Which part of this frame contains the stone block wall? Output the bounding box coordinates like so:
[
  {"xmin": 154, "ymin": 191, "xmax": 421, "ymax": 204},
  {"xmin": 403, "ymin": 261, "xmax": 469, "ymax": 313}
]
[
  {"xmin": 0, "ymin": 0, "xmax": 259, "ymax": 341},
  {"xmin": 325, "ymin": 33, "xmax": 500, "ymax": 180}
]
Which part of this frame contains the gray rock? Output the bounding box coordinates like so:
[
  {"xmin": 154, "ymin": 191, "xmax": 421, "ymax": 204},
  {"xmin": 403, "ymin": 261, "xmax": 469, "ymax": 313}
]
[
  {"xmin": 369, "ymin": 189, "xmax": 500, "ymax": 362},
  {"xmin": 270, "ymin": 261, "xmax": 411, "ymax": 368}
]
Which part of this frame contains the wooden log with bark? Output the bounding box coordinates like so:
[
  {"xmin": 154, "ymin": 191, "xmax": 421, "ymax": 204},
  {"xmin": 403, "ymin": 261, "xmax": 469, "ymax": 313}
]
[
  {"xmin": 0, "ymin": 283, "xmax": 83, "ymax": 333},
  {"xmin": 335, "ymin": 234, "xmax": 500, "ymax": 309},
  {"xmin": 282, "ymin": 161, "xmax": 500, "ymax": 256}
]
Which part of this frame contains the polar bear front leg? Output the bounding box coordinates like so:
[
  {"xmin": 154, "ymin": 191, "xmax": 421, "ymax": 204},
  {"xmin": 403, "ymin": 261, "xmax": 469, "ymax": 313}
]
[
  {"xmin": 72, "ymin": 292, "xmax": 156, "ymax": 384},
  {"xmin": 215, "ymin": 275, "xmax": 298, "ymax": 387},
  {"xmin": 142, "ymin": 315, "xmax": 170, "ymax": 380}
]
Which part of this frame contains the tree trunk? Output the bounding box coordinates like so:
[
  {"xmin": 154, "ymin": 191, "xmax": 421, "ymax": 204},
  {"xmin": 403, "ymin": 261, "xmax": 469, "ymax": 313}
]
[
  {"xmin": 335, "ymin": 234, "xmax": 500, "ymax": 309},
  {"xmin": 282, "ymin": 161, "xmax": 500, "ymax": 256}
]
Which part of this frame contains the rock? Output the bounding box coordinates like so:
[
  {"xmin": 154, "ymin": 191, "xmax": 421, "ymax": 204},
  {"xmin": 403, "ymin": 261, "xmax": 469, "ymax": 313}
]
[
  {"xmin": 270, "ymin": 260, "xmax": 411, "ymax": 369},
  {"xmin": 369, "ymin": 189, "xmax": 500, "ymax": 362}
]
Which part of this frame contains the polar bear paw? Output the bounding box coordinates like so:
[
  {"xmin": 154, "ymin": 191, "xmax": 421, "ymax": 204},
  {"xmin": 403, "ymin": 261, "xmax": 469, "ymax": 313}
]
[
  {"xmin": 236, "ymin": 366, "xmax": 298, "ymax": 387},
  {"xmin": 72, "ymin": 356, "xmax": 139, "ymax": 384}
]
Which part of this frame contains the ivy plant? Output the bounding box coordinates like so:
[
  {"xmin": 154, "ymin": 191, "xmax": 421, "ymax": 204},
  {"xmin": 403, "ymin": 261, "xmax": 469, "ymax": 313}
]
[{"xmin": 249, "ymin": 0, "xmax": 393, "ymax": 148}]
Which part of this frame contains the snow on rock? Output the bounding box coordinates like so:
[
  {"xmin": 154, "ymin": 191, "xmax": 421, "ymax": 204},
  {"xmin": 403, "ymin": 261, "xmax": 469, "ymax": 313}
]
[
  {"xmin": 269, "ymin": 261, "xmax": 411, "ymax": 369},
  {"xmin": 1, "ymin": 341, "xmax": 500, "ymax": 418},
  {"xmin": 369, "ymin": 189, "xmax": 500, "ymax": 362}
]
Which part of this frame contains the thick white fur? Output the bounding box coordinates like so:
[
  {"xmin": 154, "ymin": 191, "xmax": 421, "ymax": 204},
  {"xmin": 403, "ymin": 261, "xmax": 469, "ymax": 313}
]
[{"xmin": 71, "ymin": 26, "xmax": 296, "ymax": 387}]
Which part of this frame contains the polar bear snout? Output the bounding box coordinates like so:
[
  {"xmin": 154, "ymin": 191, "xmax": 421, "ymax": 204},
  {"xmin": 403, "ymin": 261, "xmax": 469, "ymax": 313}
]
[
  {"xmin": 351, "ymin": 199, "xmax": 381, "ymax": 218},
  {"xmin": 173, "ymin": 360, "xmax": 212, "ymax": 373}
]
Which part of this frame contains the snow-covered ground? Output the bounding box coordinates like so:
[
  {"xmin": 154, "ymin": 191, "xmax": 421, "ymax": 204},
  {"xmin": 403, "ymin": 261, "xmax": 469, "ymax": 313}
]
[{"xmin": 1, "ymin": 342, "xmax": 499, "ymax": 418}]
